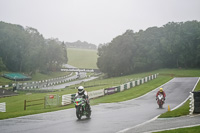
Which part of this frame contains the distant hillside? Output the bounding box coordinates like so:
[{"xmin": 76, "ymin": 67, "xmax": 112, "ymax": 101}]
[
  {"xmin": 65, "ymin": 40, "xmax": 97, "ymax": 50},
  {"xmin": 67, "ymin": 48, "xmax": 98, "ymax": 69}
]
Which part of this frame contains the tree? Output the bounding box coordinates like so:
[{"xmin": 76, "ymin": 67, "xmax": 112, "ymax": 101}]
[
  {"xmin": 0, "ymin": 22, "xmax": 68, "ymax": 74},
  {"xmin": 0, "ymin": 57, "xmax": 6, "ymax": 71},
  {"xmin": 97, "ymin": 21, "xmax": 200, "ymax": 77}
]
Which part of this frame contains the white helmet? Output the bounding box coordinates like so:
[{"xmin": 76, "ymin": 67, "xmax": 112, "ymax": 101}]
[{"xmin": 78, "ymin": 86, "xmax": 84, "ymax": 93}]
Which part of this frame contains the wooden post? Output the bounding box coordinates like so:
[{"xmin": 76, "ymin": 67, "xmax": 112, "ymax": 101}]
[
  {"xmin": 24, "ymin": 100, "xmax": 26, "ymax": 110},
  {"xmin": 44, "ymin": 97, "xmax": 46, "ymax": 109}
]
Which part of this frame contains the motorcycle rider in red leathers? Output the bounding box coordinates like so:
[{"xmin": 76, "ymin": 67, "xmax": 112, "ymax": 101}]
[{"xmin": 156, "ymin": 88, "xmax": 166, "ymax": 101}]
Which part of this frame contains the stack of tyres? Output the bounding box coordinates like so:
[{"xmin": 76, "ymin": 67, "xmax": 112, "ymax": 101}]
[{"xmin": 193, "ymin": 91, "xmax": 200, "ymax": 113}]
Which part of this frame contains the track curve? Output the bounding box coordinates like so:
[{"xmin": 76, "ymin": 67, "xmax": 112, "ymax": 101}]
[{"xmin": 0, "ymin": 77, "xmax": 199, "ymax": 133}]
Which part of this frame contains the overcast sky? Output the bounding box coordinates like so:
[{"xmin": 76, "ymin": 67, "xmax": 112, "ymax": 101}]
[{"xmin": 0, "ymin": 0, "xmax": 200, "ymax": 45}]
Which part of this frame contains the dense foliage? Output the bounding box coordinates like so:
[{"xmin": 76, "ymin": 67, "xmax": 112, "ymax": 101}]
[
  {"xmin": 0, "ymin": 22, "xmax": 68, "ymax": 74},
  {"xmin": 97, "ymin": 21, "xmax": 200, "ymax": 77}
]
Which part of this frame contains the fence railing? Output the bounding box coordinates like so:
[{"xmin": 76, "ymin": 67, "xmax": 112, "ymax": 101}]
[{"xmin": 24, "ymin": 98, "xmax": 45, "ymax": 110}]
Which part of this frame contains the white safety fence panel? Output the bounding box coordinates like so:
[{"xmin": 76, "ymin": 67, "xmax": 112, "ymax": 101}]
[
  {"xmin": 88, "ymin": 89, "xmax": 104, "ymax": 99},
  {"xmin": 149, "ymin": 76, "xmax": 151, "ymax": 80},
  {"xmin": 137, "ymin": 80, "xmax": 140, "ymax": 85},
  {"xmin": 120, "ymin": 84, "xmax": 125, "ymax": 92},
  {"xmin": 62, "ymin": 94, "xmax": 72, "ymax": 105},
  {"xmin": 127, "ymin": 83, "xmax": 130, "ymax": 89},
  {"xmin": 145, "ymin": 77, "xmax": 148, "ymax": 82},
  {"xmin": 0, "ymin": 102, "xmax": 6, "ymax": 112},
  {"xmin": 132, "ymin": 81, "xmax": 135, "ymax": 87},
  {"xmin": 141, "ymin": 78, "xmax": 144, "ymax": 84}
]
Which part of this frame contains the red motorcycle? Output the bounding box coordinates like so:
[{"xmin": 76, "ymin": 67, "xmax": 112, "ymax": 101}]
[{"xmin": 157, "ymin": 94, "xmax": 164, "ymax": 108}]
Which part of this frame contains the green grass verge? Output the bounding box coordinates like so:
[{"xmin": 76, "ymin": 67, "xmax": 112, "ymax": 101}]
[{"xmin": 154, "ymin": 126, "xmax": 200, "ymax": 133}]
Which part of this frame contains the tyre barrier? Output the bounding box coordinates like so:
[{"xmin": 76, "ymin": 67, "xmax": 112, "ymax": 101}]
[{"xmin": 190, "ymin": 91, "xmax": 200, "ymax": 114}]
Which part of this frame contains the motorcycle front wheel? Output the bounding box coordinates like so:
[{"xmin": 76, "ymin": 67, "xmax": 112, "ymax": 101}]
[
  {"xmin": 86, "ymin": 110, "xmax": 91, "ymax": 118},
  {"xmin": 158, "ymin": 101, "xmax": 163, "ymax": 108},
  {"xmin": 86, "ymin": 105, "xmax": 91, "ymax": 118},
  {"xmin": 76, "ymin": 106, "xmax": 82, "ymax": 120}
]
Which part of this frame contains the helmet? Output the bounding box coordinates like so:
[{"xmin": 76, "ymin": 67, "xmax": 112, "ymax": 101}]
[
  {"xmin": 78, "ymin": 86, "xmax": 84, "ymax": 93},
  {"xmin": 160, "ymin": 88, "xmax": 163, "ymax": 92}
]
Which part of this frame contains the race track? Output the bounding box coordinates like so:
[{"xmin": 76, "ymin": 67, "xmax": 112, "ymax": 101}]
[{"xmin": 0, "ymin": 77, "xmax": 199, "ymax": 133}]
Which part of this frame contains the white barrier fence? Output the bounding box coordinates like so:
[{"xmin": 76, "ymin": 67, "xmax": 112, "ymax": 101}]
[
  {"xmin": 62, "ymin": 94, "xmax": 72, "ymax": 105},
  {"xmin": 61, "ymin": 73, "xmax": 158, "ymax": 106},
  {"xmin": 0, "ymin": 102, "xmax": 6, "ymax": 112},
  {"xmin": 88, "ymin": 89, "xmax": 104, "ymax": 99},
  {"xmin": 0, "ymin": 73, "xmax": 74, "ymax": 89}
]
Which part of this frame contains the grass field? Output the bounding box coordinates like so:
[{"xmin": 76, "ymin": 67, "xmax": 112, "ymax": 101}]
[{"xmin": 67, "ymin": 48, "xmax": 98, "ymax": 69}]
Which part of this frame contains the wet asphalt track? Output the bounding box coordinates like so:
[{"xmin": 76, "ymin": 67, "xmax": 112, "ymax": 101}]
[{"xmin": 0, "ymin": 77, "xmax": 199, "ymax": 133}]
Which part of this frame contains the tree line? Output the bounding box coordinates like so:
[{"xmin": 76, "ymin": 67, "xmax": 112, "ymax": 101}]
[
  {"xmin": 65, "ymin": 40, "xmax": 97, "ymax": 50},
  {"xmin": 0, "ymin": 21, "xmax": 68, "ymax": 74},
  {"xmin": 97, "ymin": 21, "xmax": 200, "ymax": 77}
]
